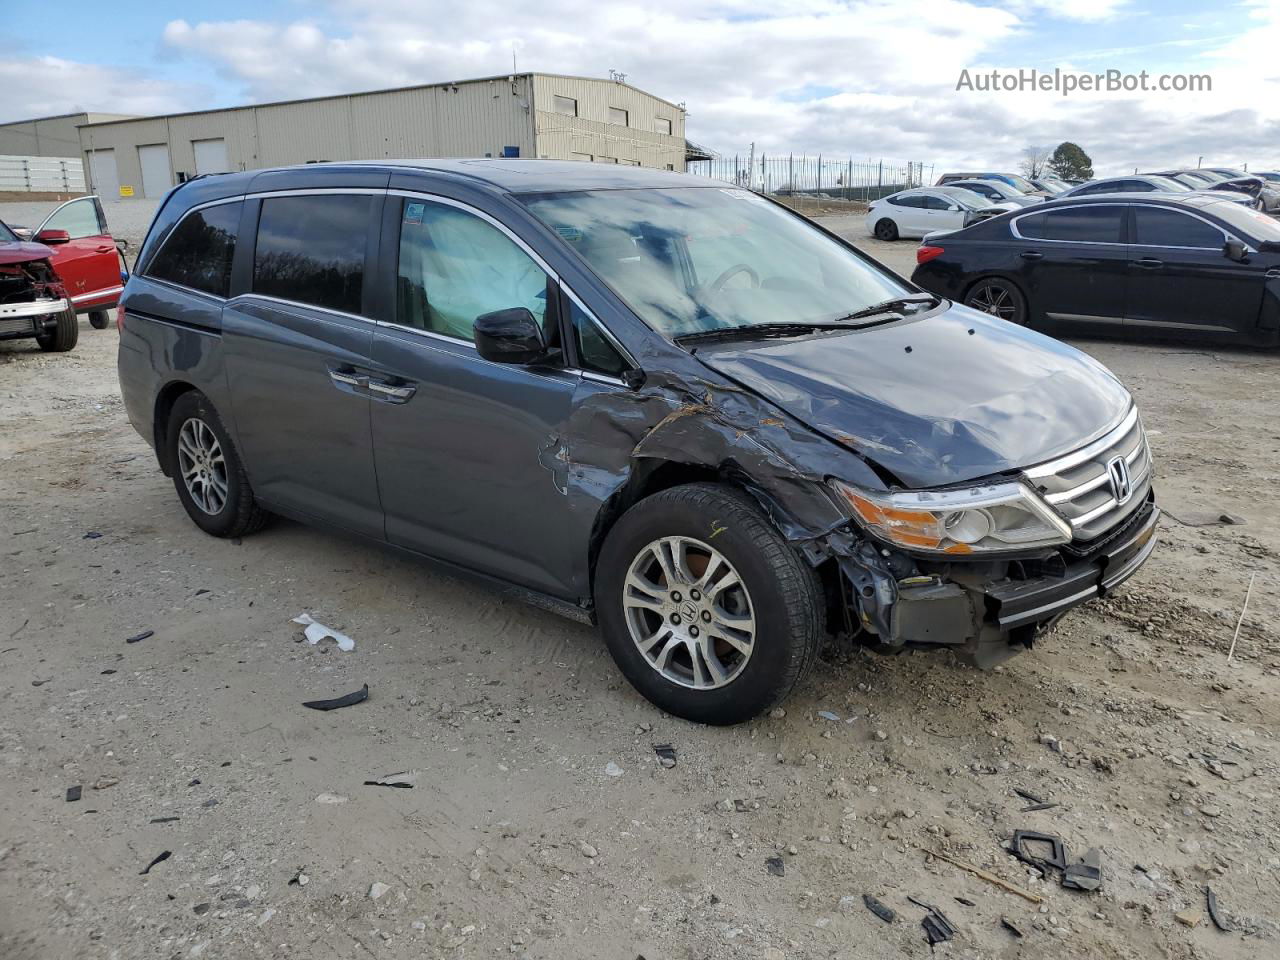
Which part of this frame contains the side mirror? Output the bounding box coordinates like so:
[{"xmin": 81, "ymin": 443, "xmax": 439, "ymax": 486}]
[
  {"xmin": 474, "ymin": 307, "xmax": 548, "ymax": 364},
  {"xmin": 947, "ymin": 204, "xmax": 961, "ymax": 212},
  {"xmin": 34, "ymin": 228, "xmax": 71, "ymax": 245},
  {"xmin": 1224, "ymin": 238, "xmax": 1248, "ymax": 262}
]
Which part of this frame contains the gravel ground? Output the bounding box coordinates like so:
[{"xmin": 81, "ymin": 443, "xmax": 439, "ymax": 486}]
[{"xmin": 2, "ymin": 198, "xmax": 1279, "ymax": 960}]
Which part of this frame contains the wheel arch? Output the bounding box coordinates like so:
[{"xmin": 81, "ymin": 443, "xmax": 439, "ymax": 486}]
[{"xmin": 153, "ymin": 380, "xmax": 200, "ymax": 476}]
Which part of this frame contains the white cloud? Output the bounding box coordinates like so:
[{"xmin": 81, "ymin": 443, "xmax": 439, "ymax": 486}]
[{"xmin": 0, "ymin": 56, "xmax": 195, "ymax": 123}]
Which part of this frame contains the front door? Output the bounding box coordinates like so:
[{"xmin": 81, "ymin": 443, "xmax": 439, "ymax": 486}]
[
  {"xmin": 368, "ymin": 195, "xmax": 581, "ymax": 597},
  {"xmin": 38, "ymin": 197, "xmax": 121, "ymax": 309},
  {"xmin": 1124, "ymin": 205, "xmax": 1266, "ymax": 338},
  {"xmin": 1012, "ymin": 203, "xmax": 1130, "ymax": 329},
  {"xmin": 221, "ymin": 191, "xmax": 385, "ymax": 537}
]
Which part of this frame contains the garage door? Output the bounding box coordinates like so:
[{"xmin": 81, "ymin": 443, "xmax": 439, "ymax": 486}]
[
  {"xmin": 138, "ymin": 144, "xmax": 172, "ymax": 198},
  {"xmin": 87, "ymin": 149, "xmax": 119, "ymax": 198},
  {"xmin": 193, "ymin": 139, "xmax": 230, "ymax": 175}
]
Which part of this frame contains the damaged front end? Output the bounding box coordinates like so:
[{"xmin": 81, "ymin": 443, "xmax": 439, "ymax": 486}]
[{"xmin": 0, "ymin": 257, "xmax": 69, "ymax": 341}]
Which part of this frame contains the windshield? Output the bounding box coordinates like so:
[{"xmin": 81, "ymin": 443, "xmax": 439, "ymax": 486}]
[
  {"xmin": 1148, "ymin": 176, "xmax": 1191, "ymax": 192},
  {"xmin": 523, "ymin": 187, "xmax": 910, "ymax": 337},
  {"xmin": 1002, "ymin": 173, "xmax": 1040, "ymax": 193},
  {"xmin": 0, "ymin": 219, "xmax": 17, "ymax": 243},
  {"xmin": 936, "ymin": 187, "xmax": 991, "ymax": 210},
  {"xmin": 1210, "ymin": 200, "xmax": 1280, "ymax": 243},
  {"xmin": 959, "ymin": 180, "xmax": 1017, "ymax": 198}
]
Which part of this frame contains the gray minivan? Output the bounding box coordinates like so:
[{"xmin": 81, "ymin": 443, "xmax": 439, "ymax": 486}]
[{"xmin": 118, "ymin": 161, "xmax": 1158, "ymax": 724}]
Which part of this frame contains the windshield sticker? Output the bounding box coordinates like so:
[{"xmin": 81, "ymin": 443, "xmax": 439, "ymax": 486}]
[{"xmin": 555, "ymin": 226, "xmax": 584, "ymax": 243}]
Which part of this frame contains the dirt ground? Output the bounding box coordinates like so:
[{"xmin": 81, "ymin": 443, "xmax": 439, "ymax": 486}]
[{"xmin": 1, "ymin": 201, "xmax": 1278, "ymax": 960}]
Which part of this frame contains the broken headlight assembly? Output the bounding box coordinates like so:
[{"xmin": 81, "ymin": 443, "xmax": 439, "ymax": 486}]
[{"xmin": 830, "ymin": 479, "xmax": 1072, "ymax": 555}]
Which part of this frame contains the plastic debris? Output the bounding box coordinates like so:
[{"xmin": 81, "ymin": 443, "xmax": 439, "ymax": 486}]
[
  {"xmin": 765, "ymin": 856, "xmax": 785, "ymax": 877},
  {"xmin": 653, "ymin": 744, "xmax": 677, "ymax": 767},
  {"xmin": 150, "ymin": 816, "xmax": 180, "ymax": 824},
  {"xmin": 818, "ymin": 710, "xmax": 841, "ymax": 722},
  {"xmin": 1000, "ymin": 916, "xmax": 1025, "ymax": 938},
  {"xmin": 83, "ymin": 531, "xmax": 103, "ymax": 540},
  {"xmin": 908, "ymin": 896, "xmax": 955, "ymax": 946},
  {"xmin": 288, "ymin": 868, "xmax": 309, "ymax": 887},
  {"xmin": 140, "ymin": 850, "xmax": 172, "ymax": 875},
  {"xmin": 604, "ymin": 761, "xmax": 624, "ymax": 777},
  {"xmin": 863, "ymin": 894, "xmax": 895, "ymax": 923},
  {"xmin": 126, "ymin": 629, "xmax": 154, "ymax": 644},
  {"xmin": 291, "ymin": 613, "xmax": 355, "ymax": 652},
  {"xmin": 65, "ymin": 785, "xmax": 82, "ymax": 802},
  {"xmin": 1062, "ymin": 847, "xmax": 1103, "ymax": 892},
  {"xmin": 1206, "ymin": 885, "xmax": 1233, "ymax": 932},
  {"xmin": 302, "ymin": 684, "xmax": 369, "ymax": 711},
  {"xmin": 363, "ymin": 771, "xmax": 417, "ymax": 789}
]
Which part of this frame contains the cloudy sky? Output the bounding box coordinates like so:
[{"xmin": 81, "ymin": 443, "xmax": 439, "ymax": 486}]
[{"xmin": 2, "ymin": 0, "xmax": 1277, "ymax": 175}]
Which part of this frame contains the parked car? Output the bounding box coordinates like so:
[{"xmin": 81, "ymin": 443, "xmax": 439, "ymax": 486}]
[
  {"xmin": 935, "ymin": 172, "xmax": 1049, "ymax": 197},
  {"xmin": 912, "ymin": 193, "xmax": 1280, "ymax": 345},
  {"xmin": 1201, "ymin": 168, "xmax": 1280, "ymax": 213},
  {"xmin": 1149, "ymin": 169, "xmax": 1268, "ymax": 210},
  {"xmin": 9, "ymin": 196, "xmax": 126, "ymax": 329},
  {"xmin": 1061, "ymin": 176, "xmax": 1253, "ymax": 206},
  {"xmin": 1030, "ymin": 176, "xmax": 1072, "ymax": 195},
  {"xmin": 119, "ymin": 161, "xmax": 1158, "ymax": 724},
  {"xmin": 865, "ymin": 186, "xmax": 1018, "ymax": 240},
  {"xmin": 944, "ymin": 179, "xmax": 1043, "ymax": 207},
  {"xmin": 0, "ymin": 218, "xmax": 77, "ymax": 351}
]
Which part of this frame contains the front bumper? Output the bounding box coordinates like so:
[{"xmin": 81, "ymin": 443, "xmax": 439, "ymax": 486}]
[
  {"xmin": 0, "ymin": 297, "xmax": 68, "ymax": 340},
  {"xmin": 838, "ymin": 495, "xmax": 1159, "ymax": 667}
]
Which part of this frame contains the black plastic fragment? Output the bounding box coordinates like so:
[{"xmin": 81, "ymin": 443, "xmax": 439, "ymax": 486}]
[
  {"xmin": 66, "ymin": 785, "xmax": 82, "ymax": 802},
  {"xmin": 1020, "ymin": 802, "xmax": 1059, "ymax": 813},
  {"xmin": 140, "ymin": 850, "xmax": 172, "ymax": 875},
  {"xmin": 150, "ymin": 816, "xmax": 180, "ymax": 824},
  {"xmin": 126, "ymin": 629, "xmax": 154, "ymax": 644},
  {"xmin": 1001, "ymin": 916, "xmax": 1025, "ymax": 938},
  {"xmin": 908, "ymin": 896, "xmax": 955, "ymax": 945},
  {"xmin": 1206, "ymin": 885, "xmax": 1232, "ymax": 932},
  {"xmin": 765, "ymin": 856, "xmax": 785, "ymax": 877},
  {"xmin": 302, "ymin": 683, "xmax": 369, "ymax": 711},
  {"xmin": 1009, "ymin": 830, "xmax": 1067, "ymax": 874},
  {"xmin": 863, "ymin": 894, "xmax": 895, "ymax": 923},
  {"xmin": 83, "ymin": 531, "xmax": 103, "ymax": 539},
  {"xmin": 1013, "ymin": 787, "xmax": 1045, "ymax": 804},
  {"xmin": 653, "ymin": 743, "xmax": 677, "ymax": 765},
  {"xmin": 954, "ymin": 897, "xmax": 975, "ymax": 907},
  {"xmin": 1062, "ymin": 847, "xmax": 1103, "ymax": 892}
]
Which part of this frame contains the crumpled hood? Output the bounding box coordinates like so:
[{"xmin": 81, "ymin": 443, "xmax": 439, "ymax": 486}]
[
  {"xmin": 0, "ymin": 240, "xmax": 55, "ymax": 266},
  {"xmin": 698, "ymin": 304, "xmax": 1132, "ymax": 488}
]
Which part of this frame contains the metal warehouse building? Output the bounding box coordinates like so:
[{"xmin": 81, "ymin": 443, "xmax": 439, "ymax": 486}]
[
  {"xmin": 74, "ymin": 73, "xmax": 688, "ymax": 199},
  {"xmin": 0, "ymin": 111, "xmax": 136, "ymax": 158}
]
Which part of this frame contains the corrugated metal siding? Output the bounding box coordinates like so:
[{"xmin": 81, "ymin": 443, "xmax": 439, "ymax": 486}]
[
  {"xmin": 531, "ymin": 76, "xmax": 686, "ymax": 170},
  {"xmin": 0, "ymin": 113, "xmax": 136, "ymax": 159}
]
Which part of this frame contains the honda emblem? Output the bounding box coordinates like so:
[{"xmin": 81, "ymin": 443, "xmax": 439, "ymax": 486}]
[{"xmin": 1107, "ymin": 455, "xmax": 1132, "ymax": 504}]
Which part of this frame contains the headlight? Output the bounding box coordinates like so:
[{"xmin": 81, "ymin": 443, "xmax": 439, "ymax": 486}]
[{"xmin": 830, "ymin": 479, "xmax": 1072, "ymax": 554}]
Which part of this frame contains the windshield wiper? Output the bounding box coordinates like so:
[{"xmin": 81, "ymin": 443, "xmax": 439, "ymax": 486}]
[
  {"xmin": 835, "ymin": 294, "xmax": 940, "ymax": 323},
  {"xmin": 675, "ymin": 322, "xmax": 850, "ymax": 345}
]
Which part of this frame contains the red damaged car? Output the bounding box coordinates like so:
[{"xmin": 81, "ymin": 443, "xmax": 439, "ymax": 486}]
[{"xmin": 0, "ymin": 217, "xmax": 77, "ymax": 352}]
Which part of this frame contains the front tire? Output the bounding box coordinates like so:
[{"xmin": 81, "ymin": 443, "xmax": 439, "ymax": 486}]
[
  {"xmin": 165, "ymin": 391, "xmax": 270, "ymax": 538},
  {"xmin": 873, "ymin": 218, "xmax": 899, "ymax": 241},
  {"xmin": 965, "ymin": 277, "xmax": 1028, "ymax": 325},
  {"xmin": 35, "ymin": 306, "xmax": 78, "ymax": 352},
  {"xmin": 595, "ymin": 483, "xmax": 822, "ymax": 725}
]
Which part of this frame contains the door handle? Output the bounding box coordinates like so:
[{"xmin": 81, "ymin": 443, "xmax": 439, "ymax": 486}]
[
  {"xmin": 1133, "ymin": 258, "xmax": 1164, "ymax": 269},
  {"xmin": 94, "ymin": 245, "xmax": 114, "ymax": 253},
  {"xmin": 328, "ymin": 369, "xmax": 368, "ymax": 389},
  {"xmin": 367, "ymin": 380, "xmax": 416, "ymax": 402},
  {"xmin": 1266, "ymin": 269, "xmax": 1280, "ymax": 280},
  {"xmin": 1019, "ymin": 251, "xmax": 1044, "ymax": 261}
]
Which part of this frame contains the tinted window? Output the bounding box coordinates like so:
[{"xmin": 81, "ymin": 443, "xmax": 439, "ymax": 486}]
[
  {"xmin": 43, "ymin": 198, "xmax": 104, "ymax": 239},
  {"xmin": 921, "ymin": 195, "xmax": 951, "ymax": 210},
  {"xmin": 569, "ymin": 299, "xmax": 627, "ymax": 376},
  {"xmin": 888, "ymin": 194, "xmax": 924, "ymax": 208},
  {"xmin": 147, "ymin": 201, "xmax": 242, "ymax": 297},
  {"xmin": 1133, "ymin": 207, "xmax": 1225, "ymax": 248},
  {"xmin": 253, "ymin": 194, "xmax": 371, "ymax": 314},
  {"xmin": 396, "ymin": 198, "xmax": 550, "ymax": 342},
  {"xmin": 1018, "ymin": 206, "xmax": 1122, "ymax": 243}
]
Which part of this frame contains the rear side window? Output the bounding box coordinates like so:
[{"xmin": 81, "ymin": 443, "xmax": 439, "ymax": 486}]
[
  {"xmin": 253, "ymin": 194, "xmax": 372, "ymax": 314},
  {"xmin": 1017, "ymin": 206, "xmax": 1123, "ymax": 243},
  {"xmin": 146, "ymin": 201, "xmax": 242, "ymax": 297},
  {"xmin": 1133, "ymin": 207, "xmax": 1225, "ymax": 248}
]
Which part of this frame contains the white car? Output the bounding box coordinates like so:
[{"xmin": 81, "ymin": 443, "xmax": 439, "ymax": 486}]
[{"xmin": 865, "ymin": 187, "xmax": 1019, "ymax": 241}]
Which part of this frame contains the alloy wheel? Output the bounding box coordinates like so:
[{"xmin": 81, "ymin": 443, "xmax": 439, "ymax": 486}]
[
  {"xmin": 967, "ymin": 282, "xmax": 1018, "ymax": 322},
  {"xmin": 622, "ymin": 536, "xmax": 756, "ymax": 690},
  {"xmin": 177, "ymin": 417, "xmax": 229, "ymax": 515}
]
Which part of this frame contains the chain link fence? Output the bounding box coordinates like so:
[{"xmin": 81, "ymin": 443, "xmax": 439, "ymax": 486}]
[{"xmin": 688, "ymin": 153, "xmax": 933, "ymax": 207}]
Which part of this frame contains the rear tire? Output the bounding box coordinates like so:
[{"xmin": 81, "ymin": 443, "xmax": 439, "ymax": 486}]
[
  {"xmin": 165, "ymin": 391, "xmax": 270, "ymax": 538},
  {"xmin": 35, "ymin": 306, "xmax": 78, "ymax": 352},
  {"xmin": 595, "ymin": 483, "xmax": 823, "ymax": 725},
  {"xmin": 873, "ymin": 218, "xmax": 899, "ymax": 241},
  {"xmin": 964, "ymin": 277, "xmax": 1028, "ymax": 325},
  {"xmin": 88, "ymin": 310, "xmax": 111, "ymax": 330}
]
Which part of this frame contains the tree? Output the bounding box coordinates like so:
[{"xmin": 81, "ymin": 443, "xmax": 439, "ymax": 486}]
[
  {"xmin": 1019, "ymin": 145, "xmax": 1052, "ymax": 179},
  {"xmin": 1048, "ymin": 142, "xmax": 1093, "ymax": 181}
]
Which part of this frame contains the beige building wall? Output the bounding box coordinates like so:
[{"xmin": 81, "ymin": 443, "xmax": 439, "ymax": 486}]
[
  {"xmin": 0, "ymin": 112, "xmax": 134, "ymax": 158},
  {"xmin": 531, "ymin": 75, "xmax": 686, "ymax": 170}
]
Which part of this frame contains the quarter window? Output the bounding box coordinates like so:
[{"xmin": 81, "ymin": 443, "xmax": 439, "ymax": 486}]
[
  {"xmin": 253, "ymin": 194, "xmax": 372, "ymax": 314},
  {"xmin": 146, "ymin": 201, "xmax": 242, "ymax": 297},
  {"xmin": 608, "ymin": 107, "xmax": 629, "ymax": 126},
  {"xmin": 1133, "ymin": 207, "xmax": 1225, "ymax": 248},
  {"xmin": 1017, "ymin": 206, "xmax": 1123, "ymax": 243},
  {"xmin": 553, "ymin": 96, "xmax": 578, "ymax": 117},
  {"xmin": 395, "ymin": 199, "xmax": 551, "ymax": 343},
  {"xmin": 568, "ymin": 299, "xmax": 627, "ymax": 376}
]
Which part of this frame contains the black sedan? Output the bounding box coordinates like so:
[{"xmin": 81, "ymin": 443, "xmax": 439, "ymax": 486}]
[{"xmin": 911, "ymin": 194, "xmax": 1280, "ymax": 345}]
